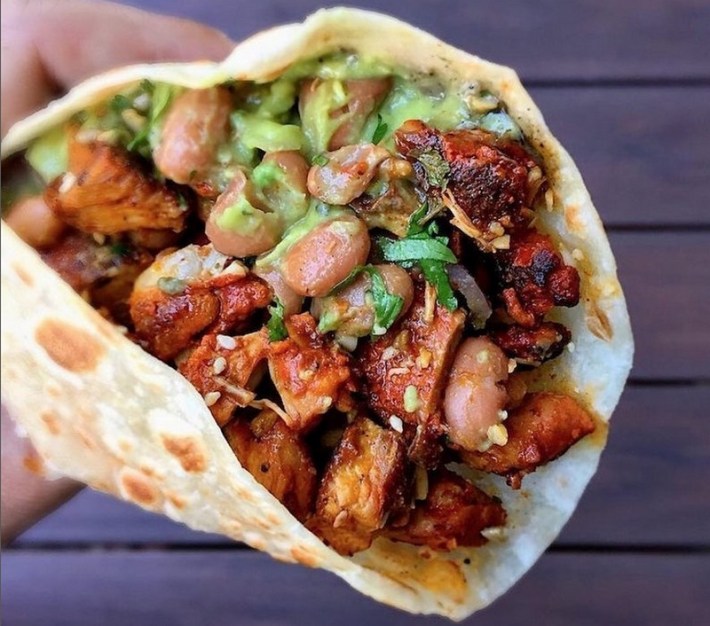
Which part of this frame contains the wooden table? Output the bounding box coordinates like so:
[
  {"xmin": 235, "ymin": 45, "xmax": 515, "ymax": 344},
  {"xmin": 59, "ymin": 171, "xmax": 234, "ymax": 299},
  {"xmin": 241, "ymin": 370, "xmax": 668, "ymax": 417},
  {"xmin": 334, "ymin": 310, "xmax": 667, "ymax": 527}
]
[{"xmin": 3, "ymin": 1, "xmax": 710, "ymax": 624}]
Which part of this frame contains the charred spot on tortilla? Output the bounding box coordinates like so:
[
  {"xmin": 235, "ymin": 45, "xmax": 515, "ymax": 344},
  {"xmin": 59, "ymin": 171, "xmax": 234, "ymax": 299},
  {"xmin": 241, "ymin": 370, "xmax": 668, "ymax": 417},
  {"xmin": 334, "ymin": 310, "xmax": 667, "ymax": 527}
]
[
  {"xmin": 35, "ymin": 318, "xmax": 104, "ymax": 372},
  {"xmin": 161, "ymin": 434, "xmax": 208, "ymax": 473},
  {"xmin": 118, "ymin": 467, "xmax": 160, "ymax": 507},
  {"xmin": 1, "ymin": 10, "xmax": 632, "ymax": 619}
]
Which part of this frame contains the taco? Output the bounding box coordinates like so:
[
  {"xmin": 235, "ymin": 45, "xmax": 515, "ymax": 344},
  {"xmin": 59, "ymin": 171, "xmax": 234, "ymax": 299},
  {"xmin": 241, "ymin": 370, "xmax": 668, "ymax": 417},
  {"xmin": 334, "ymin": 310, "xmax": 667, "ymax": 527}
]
[{"xmin": 0, "ymin": 7, "xmax": 633, "ymax": 620}]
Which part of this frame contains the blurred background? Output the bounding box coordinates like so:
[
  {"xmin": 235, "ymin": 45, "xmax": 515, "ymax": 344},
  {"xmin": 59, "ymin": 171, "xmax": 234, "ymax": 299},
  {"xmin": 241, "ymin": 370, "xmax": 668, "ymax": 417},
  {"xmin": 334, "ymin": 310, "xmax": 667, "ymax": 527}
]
[{"xmin": 2, "ymin": 1, "xmax": 709, "ymax": 624}]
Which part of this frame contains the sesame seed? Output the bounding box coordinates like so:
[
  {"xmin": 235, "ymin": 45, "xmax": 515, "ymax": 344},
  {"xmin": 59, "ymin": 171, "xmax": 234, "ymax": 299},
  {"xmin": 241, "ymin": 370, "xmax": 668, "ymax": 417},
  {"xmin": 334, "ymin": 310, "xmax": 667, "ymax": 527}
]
[
  {"xmin": 121, "ymin": 108, "xmax": 146, "ymax": 133},
  {"xmin": 388, "ymin": 367, "xmax": 410, "ymax": 378},
  {"xmin": 416, "ymin": 348, "xmax": 432, "ymax": 369},
  {"xmin": 487, "ymin": 423, "xmax": 509, "ymax": 446},
  {"xmin": 320, "ymin": 397, "xmax": 333, "ymax": 410},
  {"xmin": 298, "ymin": 368, "xmax": 315, "ymax": 381},
  {"xmin": 481, "ymin": 526, "xmax": 506, "ymax": 541},
  {"xmin": 388, "ymin": 415, "xmax": 404, "ymax": 433},
  {"xmin": 59, "ymin": 173, "xmax": 77, "ymax": 194},
  {"xmin": 203, "ymin": 391, "xmax": 221, "ymax": 407},
  {"xmin": 212, "ymin": 356, "xmax": 227, "ymax": 375},
  {"xmin": 545, "ymin": 189, "xmax": 555, "ymax": 211},
  {"xmin": 491, "ymin": 235, "xmax": 511, "ymax": 250},
  {"xmin": 393, "ymin": 330, "xmax": 410, "ymax": 350},
  {"xmin": 572, "ymin": 248, "xmax": 585, "ymax": 261},
  {"xmin": 489, "ymin": 221, "xmax": 505, "ymax": 237},
  {"xmin": 382, "ymin": 346, "xmax": 398, "ymax": 361},
  {"xmin": 476, "ymin": 350, "xmax": 490, "ymax": 364},
  {"xmin": 498, "ymin": 409, "xmax": 509, "ymax": 421},
  {"xmin": 527, "ymin": 166, "xmax": 543, "ymax": 184},
  {"xmin": 92, "ymin": 232, "xmax": 106, "ymax": 245},
  {"xmin": 132, "ymin": 93, "xmax": 150, "ymax": 111},
  {"xmin": 216, "ymin": 335, "xmax": 236, "ymax": 350},
  {"xmin": 414, "ymin": 466, "xmax": 429, "ymax": 500},
  {"xmin": 507, "ymin": 359, "xmax": 517, "ymax": 373},
  {"xmin": 477, "ymin": 439, "xmax": 493, "ymax": 453},
  {"xmin": 567, "ymin": 342, "xmax": 576, "ymax": 353},
  {"xmin": 333, "ymin": 510, "xmax": 349, "ymax": 528},
  {"xmin": 403, "ymin": 385, "xmax": 421, "ymax": 413}
]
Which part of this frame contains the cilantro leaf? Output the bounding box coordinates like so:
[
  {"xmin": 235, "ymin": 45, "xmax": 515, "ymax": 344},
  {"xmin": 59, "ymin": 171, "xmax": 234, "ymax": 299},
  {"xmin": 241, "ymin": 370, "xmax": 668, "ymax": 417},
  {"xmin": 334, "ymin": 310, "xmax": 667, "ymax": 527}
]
[
  {"xmin": 414, "ymin": 148, "xmax": 450, "ymax": 188},
  {"xmin": 127, "ymin": 82, "xmax": 175, "ymax": 156},
  {"xmin": 377, "ymin": 236, "xmax": 457, "ymax": 264},
  {"xmin": 420, "ymin": 261, "xmax": 458, "ymax": 311},
  {"xmin": 372, "ymin": 114, "xmax": 389, "ymax": 144},
  {"xmin": 109, "ymin": 94, "xmax": 132, "ymax": 114},
  {"xmin": 363, "ymin": 267, "xmax": 404, "ymax": 335},
  {"xmin": 377, "ymin": 205, "xmax": 459, "ymax": 311},
  {"xmin": 406, "ymin": 203, "xmax": 429, "ymax": 236},
  {"xmin": 266, "ymin": 298, "xmax": 288, "ymax": 342}
]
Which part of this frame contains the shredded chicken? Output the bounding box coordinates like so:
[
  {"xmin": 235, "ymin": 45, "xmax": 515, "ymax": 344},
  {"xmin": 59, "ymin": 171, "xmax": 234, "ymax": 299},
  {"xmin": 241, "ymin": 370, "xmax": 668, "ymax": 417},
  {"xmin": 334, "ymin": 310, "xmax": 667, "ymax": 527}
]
[
  {"xmin": 268, "ymin": 314, "xmax": 355, "ymax": 432},
  {"xmin": 178, "ymin": 330, "xmax": 269, "ymax": 426}
]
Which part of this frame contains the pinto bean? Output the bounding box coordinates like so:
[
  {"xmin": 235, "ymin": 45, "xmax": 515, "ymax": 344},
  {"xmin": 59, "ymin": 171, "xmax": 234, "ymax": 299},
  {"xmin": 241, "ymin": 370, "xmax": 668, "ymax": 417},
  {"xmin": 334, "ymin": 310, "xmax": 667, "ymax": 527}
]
[
  {"xmin": 261, "ymin": 151, "xmax": 309, "ymax": 195},
  {"xmin": 312, "ymin": 263, "xmax": 414, "ymax": 337},
  {"xmin": 327, "ymin": 78, "xmax": 392, "ymax": 149},
  {"xmin": 307, "ymin": 143, "xmax": 390, "ymax": 206},
  {"xmin": 299, "ymin": 78, "xmax": 392, "ymax": 152},
  {"xmin": 443, "ymin": 337, "xmax": 509, "ymax": 452},
  {"xmin": 281, "ymin": 215, "xmax": 370, "ymax": 297},
  {"xmin": 253, "ymin": 264, "xmax": 303, "ymax": 317},
  {"xmin": 205, "ymin": 170, "xmax": 281, "ymax": 258},
  {"xmin": 6, "ymin": 195, "xmax": 66, "ymax": 249},
  {"xmin": 154, "ymin": 87, "xmax": 232, "ymax": 184}
]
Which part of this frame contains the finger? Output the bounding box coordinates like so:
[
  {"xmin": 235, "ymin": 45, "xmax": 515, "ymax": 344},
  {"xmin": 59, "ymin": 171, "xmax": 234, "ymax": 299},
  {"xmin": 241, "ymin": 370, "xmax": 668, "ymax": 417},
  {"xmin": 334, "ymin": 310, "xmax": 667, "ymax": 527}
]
[
  {"xmin": 1, "ymin": 0, "xmax": 235, "ymax": 135},
  {"xmin": 1, "ymin": 404, "xmax": 83, "ymax": 546}
]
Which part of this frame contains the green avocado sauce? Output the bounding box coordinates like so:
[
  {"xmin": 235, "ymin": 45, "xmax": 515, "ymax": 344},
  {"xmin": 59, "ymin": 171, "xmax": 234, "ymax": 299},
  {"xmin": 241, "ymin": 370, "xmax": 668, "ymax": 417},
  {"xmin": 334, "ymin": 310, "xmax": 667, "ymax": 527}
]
[{"xmin": 8, "ymin": 51, "xmax": 522, "ymax": 265}]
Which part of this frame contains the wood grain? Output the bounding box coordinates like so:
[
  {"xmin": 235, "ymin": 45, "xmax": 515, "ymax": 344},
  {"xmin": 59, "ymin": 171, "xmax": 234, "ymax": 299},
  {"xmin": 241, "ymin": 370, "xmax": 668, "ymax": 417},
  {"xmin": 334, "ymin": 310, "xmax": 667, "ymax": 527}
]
[
  {"xmin": 530, "ymin": 87, "xmax": 710, "ymax": 227},
  {"xmin": 2, "ymin": 550, "xmax": 709, "ymax": 625},
  {"xmin": 16, "ymin": 386, "xmax": 710, "ymax": 547},
  {"xmin": 612, "ymin": 233, "xmax": 710, "ymax": 380},
  {"xmin": 117, "ymin": 0, "xmax": 710, "ymax": 81}
]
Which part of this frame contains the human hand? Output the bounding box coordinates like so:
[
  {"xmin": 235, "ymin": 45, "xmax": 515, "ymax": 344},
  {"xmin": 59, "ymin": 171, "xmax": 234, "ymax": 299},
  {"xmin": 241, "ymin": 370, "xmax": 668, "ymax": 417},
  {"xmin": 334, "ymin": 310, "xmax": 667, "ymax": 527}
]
[{"xmin": 1, "ymin": 0, "xmax": 234, "ymax": 545}]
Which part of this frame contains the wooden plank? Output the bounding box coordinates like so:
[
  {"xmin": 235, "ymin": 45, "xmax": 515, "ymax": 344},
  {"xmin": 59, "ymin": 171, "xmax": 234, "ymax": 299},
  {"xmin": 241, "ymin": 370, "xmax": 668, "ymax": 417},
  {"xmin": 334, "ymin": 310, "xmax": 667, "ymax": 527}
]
[
  {"xmin": 17, "ymin": 386, "xmax": 710, "ymax": 547},
  {"xmin": 559, "ymin": 385, "xmax": 710, "ymax": 545},
  {"xmin": 612, "ymin": 233, "xmax": 710, "ymax": 380},
  {"xmin": 2, "ymin": 550, "xmax": 708, "ymax": 625},
  {"xmin": 116, "ymin": 0, "xmax": 710, "ymax": 81},
  {"xmin": 530, "ymin": 87, "xmax": 710, "ymax": 227}
]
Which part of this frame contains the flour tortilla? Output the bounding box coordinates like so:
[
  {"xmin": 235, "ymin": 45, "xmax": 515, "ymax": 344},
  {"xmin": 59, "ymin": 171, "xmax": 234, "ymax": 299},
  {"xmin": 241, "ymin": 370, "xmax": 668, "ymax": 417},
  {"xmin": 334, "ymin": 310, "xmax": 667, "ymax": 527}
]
[{"xmin": 0, "ymin": 7, "xmax": 633, "ymax": 619}]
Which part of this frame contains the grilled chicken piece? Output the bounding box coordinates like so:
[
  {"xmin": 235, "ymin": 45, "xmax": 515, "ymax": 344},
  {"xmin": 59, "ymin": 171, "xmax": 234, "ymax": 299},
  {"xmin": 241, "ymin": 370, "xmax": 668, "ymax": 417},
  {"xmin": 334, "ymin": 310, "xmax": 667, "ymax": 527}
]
[
  {"xmin": 307, "ymin": 416, "xmax": 410, "ymax": 555},
  {"xmin": 462, "ymin": 392, "xmax": 596, "ymax": 488},
  {"xmin": 490, "ymin": 321, "xmax": 572, "ymax": 365},
  {"xmin": 40, "ymin": 232, "xmax": 153, "ymax": 324},
  {"xmin": 385, "ymin": 468, "xmax": 506, "ymax": 551},
  {"xmin": 45, "ymin": 134, "xmax": 188, "ymax": 235},
  {"xmin": 496, "ymin": 229, "xmax": 580, "ymax": 328},
  {"xmin": 268, "ymin": 314, "xmax": 355, "ymax": 432},
  {"xmin": 357, "ymin": 283, "xmax": 465, "ymax": 466},
  {"xmin": 129, "ymin": 244, "xmax": 271, "ymax": 361},
  {"xmin": 178, "ymin": 330, "xmax": 269, "ymax": 426},
  {"xmin": 225, "ymin": 409, "xmax": 317, "ymax": 522},
  {"xmin": 394, "ymin": 120, "xmax": 537, "ymax": 242}
]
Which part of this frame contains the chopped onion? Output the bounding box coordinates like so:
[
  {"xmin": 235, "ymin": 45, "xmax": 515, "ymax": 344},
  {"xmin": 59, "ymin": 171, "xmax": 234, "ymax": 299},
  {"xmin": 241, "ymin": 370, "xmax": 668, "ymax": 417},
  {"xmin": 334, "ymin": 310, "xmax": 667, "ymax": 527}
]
[{"xmin": 447, "ymin": 264, "xmax": 492, "ymax": 328}]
